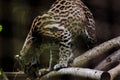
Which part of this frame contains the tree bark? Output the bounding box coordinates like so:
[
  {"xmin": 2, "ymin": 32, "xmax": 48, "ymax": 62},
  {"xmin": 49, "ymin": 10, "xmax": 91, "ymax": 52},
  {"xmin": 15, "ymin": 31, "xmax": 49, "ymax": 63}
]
[
  {"xmin": 40, "ymin": 68, "xmax": 110, "ymax": 80},
  {"xmin": 4, "ymin": 68, "xmax": 111, "ymax": 80},
  {"xmin": 109, "ymin": 64, "xmax": 120, "ymax": 80},
  {"xmin": 72, "ymin": 36, "xmax": 120, "ymax": 67},
  {"xmin": 95, "ymin": 49, "xmax": 120, "ymax": 71}
]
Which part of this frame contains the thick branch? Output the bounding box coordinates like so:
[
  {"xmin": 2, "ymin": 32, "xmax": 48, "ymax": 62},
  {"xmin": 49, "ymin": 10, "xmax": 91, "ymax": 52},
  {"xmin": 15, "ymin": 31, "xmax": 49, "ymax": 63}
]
[
  {"xmin": 109, "ymin": 64, "xmax": 120, "ymax": 80},
  {"xmin": 72, "ymin": 36, "xmax": 120, "ymax": 67},
  {"xmin": 95, "ymin": 49, "xmax": 120, "ymax": 71},
  {"xmin": 4, "ymin": 68, "xmax": 111, "ymax": 80},
  {"xmin": 40, "ymin": 68, "xmax": 110, "ymax": 80}
]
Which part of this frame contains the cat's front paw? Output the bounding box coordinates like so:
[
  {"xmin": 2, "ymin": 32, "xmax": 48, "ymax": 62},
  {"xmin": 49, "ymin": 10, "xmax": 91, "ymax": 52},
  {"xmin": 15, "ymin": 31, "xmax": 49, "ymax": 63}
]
[{"xmin": 54, "ymin": 63, "xmax": 67, "ymax": 70}]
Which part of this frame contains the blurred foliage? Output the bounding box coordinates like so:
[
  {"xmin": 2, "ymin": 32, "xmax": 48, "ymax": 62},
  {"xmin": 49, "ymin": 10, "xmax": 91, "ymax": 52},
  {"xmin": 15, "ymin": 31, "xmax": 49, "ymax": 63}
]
[
  {"xmin": 0, "ymin": 68, "xmax": 2, "ymax": 76},
  {"xmin": 0, "ymin": 25, "xmax": 3, "ymax": 32}
]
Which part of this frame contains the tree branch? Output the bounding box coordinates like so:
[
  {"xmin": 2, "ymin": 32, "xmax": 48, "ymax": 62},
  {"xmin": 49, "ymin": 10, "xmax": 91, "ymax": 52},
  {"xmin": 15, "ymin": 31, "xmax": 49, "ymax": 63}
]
[
  {"xmin": 4, "ymin": 68, "xmax": 111, "ymax": 80},
  {"xmin": 40, "ymin": 68, "xmax": 110, "ymax": 80},
  {"xmin": 109, "ymin": 64, "xmax": 120, "ymax": 80},
  {"xmin": 5, "ymin": 72, "xmax": 27, "ymax": 80},
  {"xmin": 5, "ymin": 36, "xmax": 120, "ymax": 80},
  {"xmin": 72, "ymin": 36, "xmax": 120, "ymax": 67},
  {"xmin": 95, "ymin": 49, "xmax": 120, "ymax": 71}
]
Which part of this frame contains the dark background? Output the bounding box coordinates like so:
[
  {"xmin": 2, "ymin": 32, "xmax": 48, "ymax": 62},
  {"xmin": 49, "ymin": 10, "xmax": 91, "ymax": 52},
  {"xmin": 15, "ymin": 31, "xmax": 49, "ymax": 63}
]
[{"xmin": 0, "ymin": 0, "xmax": 120, "ymax": 72}]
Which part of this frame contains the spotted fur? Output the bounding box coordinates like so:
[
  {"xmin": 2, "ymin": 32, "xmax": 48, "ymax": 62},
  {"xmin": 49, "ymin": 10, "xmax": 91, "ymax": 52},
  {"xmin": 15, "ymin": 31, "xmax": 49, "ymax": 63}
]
[{"xmin": 19, "ymin": 0, "xmax": 96, "ymax": 79}]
